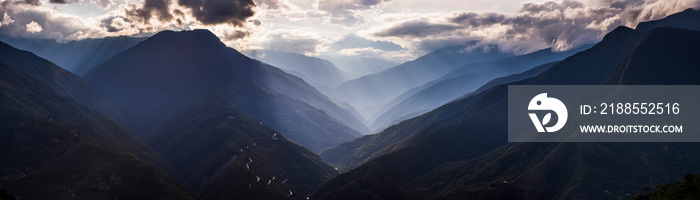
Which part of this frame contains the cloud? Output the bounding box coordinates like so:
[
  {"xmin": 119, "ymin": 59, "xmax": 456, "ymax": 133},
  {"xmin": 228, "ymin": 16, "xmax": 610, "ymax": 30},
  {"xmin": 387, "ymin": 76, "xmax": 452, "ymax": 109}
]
[
  {"xmin": 415, "ymin": 38, "xmax": 479, "ymax": 51},
  {"xmin": 1, "ymin": 12, "xmax": 14, "ymax": 27},
  {"xmin": 331, "ymin": 33, "xmax": 403, "ymax": 51},
  {"xmin": 263, "ymin": 30, "xmax": 324, "ymax": 56},
  {"xmin": 127, "ymin": 0, "xmax": 173, "ymax": 23},
  {"xmin": 373, "ymin": 19, "xmax": 459, "ymax": 38},
  {"xmin": 0, "ymin": 5, "xmax": 91, "ymax": 40},
  {"xmin": 250, "ymin": 0, "xmax": 308, "ymax": 22},
  {"xmin": 450, "ymin": 12, "xmax": 506, "ymax": 27},
  {"xmin": 325, "ymin": 14, "xmax": 364, "ymax": 27},
  {"xmin": 255, "ymin": 0, "xmax": 292, "ymax": 10},
  {"xmin": 100, "ymin": 16, "xmax": 137, "ymax": 33},
  {"xmin": 316, "ymin": 0, "xmax": 389, "ymax": 13},
  {"xmin": 178, "ymin": 0, "xmax": 255, "ymax": 26},
  {"xmin": 49, "ymin": 0, "xmax": 79, "ymax": 4},
  {"xmin": 371, "ymin": 0, "xmax": 700, "ymax": 53},
  {"xmin": 25, "ymin": 20, "xmax": 42, "ymax": 33},
  {"xmin": 92, "ymin": 0, "xmax": 114, "ymax": 9},
  {"xmin": 1, "ymin": 0, "xmax": 41, "ymax": 6},
  {"xmin": 315, "ymin": 0, "xmax": 391, "ymax": 27},
  {"xmin": 322, "ymin": 33, "xmax": 412, "ymax": 67},
  {"xmin": 119, "ymin": 0, "xmax": 256, "ymax": 28},
  {"xmin": 0, "ymin": 0, "xmax": 260, "ymax": 44}
]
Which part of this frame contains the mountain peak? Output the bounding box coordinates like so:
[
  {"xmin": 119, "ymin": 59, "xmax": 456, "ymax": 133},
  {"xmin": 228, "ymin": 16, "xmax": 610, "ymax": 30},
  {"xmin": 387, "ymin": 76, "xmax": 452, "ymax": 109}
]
[
  {"xmin": 605, "ymin": 26, "xmax": 637, "ymax": 39},
  {"xmin": 143, "ymin": 29, "xmax": 227, "ymax": 50},
  {"xmin": 636, "ymin": 8, "xmax": 700, "ymax": 33}
]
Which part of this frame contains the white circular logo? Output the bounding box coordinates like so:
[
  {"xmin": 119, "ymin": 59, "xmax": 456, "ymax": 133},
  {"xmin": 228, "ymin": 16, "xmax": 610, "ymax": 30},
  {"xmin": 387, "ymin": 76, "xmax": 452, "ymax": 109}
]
[{"xmin": 528, "ymin": 93, "xmax": 568, "ymax": 132}]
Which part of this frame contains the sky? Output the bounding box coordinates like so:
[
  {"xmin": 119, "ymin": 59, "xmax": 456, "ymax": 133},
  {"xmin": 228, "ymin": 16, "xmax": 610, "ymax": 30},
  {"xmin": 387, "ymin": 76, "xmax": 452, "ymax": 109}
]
[{"xmin": 0, "ymin": 0, "xmax": 698, "ymax": 73}]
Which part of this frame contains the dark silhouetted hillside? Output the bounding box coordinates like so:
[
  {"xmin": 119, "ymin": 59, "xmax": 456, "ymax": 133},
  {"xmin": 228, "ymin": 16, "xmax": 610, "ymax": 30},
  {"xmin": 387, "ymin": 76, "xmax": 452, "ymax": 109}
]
[
  {"xmin": 635, "ymin": 8, "xmax": 700, "ymax": 33},
  {"xmin": 146, "ymin": 96, "xmax": 337, "ymax": 199},
  {"xmin": 0, "ymin": 41, "xmax": 133, "ymax": 135},
  {"xmin": 0, "ymin": 62, "xmax": 194, "ymax": 199},
  {"xmin": 632, "ymin": 174, "xmax": 700, "ymax": 200}
]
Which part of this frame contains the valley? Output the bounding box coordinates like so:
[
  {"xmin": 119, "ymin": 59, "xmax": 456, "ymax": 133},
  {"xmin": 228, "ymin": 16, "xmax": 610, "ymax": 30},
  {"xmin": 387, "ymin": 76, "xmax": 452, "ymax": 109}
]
[{"xmin": 1, "ymin": 4, "xmax": 699, "ymax": 200}]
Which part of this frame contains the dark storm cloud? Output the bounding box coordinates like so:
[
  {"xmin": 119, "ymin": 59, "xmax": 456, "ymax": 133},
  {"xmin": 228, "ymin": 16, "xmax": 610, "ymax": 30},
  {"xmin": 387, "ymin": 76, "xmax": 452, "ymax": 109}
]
[
  {"xmin": 25, "ymin": 0, "xmax": 40, "ymax": 5},
  {"xmin": 124, "ymin": 0, "xmax": 255, "ymax": 27},
  {"xmin": 49, "ymin": 0, "xmax": 78, "ymax": 4},
  {"xmin": 1, "ymin": 0, "xmax": 41, "ymax": 6},
  {"xmin": 128, "ymin": 0, "xmax": 173, "ymax": 22},
  {"xmin": 178, "ymin": 0, "xmax": 255, "ymax": 26},
  {"xmin": 450, "ymin": 12, "xmax": 506, "ymax": 27},
  {"xmin": 373, "ymin": 20, "xmax": 459, "ymax": 38},
  {"xmin": 372, "ymin": 0, "xmax": 699, "ymax": 53}
]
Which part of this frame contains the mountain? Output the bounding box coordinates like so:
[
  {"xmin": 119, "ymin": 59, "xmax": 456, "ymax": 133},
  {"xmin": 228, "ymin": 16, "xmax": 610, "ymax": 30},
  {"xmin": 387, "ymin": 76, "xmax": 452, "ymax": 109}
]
[
  {"xmin": 608, "ymin": 27, "xmax": 700, "ymax": 85},
  {"xmin": 453, "ymin": 61, "xmax": 557, "ymax": 103},
  {"xmin": 395, "ymin": 27, "xmax": 700, "ymax": 200},
  {"xmin": 632, "ymin": 174, "xmax": 700, "ymax": 200},
  {"xmin": 247, "ymin": 50, "xmax": 368, "ymax": 128},
  {"xmin": 247, "ymin": 50, "xmax": 351, "ymax": 90},
  {"xmin": 314, "ymin": 25, "xmax": 700, "ymax": 199},
  {"xmin": 145, "ymin": 95, "xmax": 337, "ymax": 199},
  {"xmin": 370, "ymin": 46, "xmax": 589, "ymax": 131},
  {"xmin": 0, "ymin": 61, "xmax": 194, "ymax": 199},
  {"xmin": 0, "ymin": 36, "xmax": 145, "ymax": 75},
  {"xmin": 0, "ymin": 40, "xmax": 179, "ymax": 173},
  {"xmin": 334, "ymin": 43, "xmax": 514, "ymax": 119},
  {"xmin": 635, "ymin": 8, "xmax": 700, "ymax": 33},
  {"xmin": 0, "ymin": 41, "xmax": 133, "ymax": 135},
  {"xmin": 314, "ymin": 25, "xmax": 645, "ymax": 197},
  {"xmin": 84, "ymin": 29, "xmax": 363, "ymax": 152},
  {"xmin": 322, "ymin": 55, "xmax": 398, "ymax": 79},
  {"xmin": 319, "ymin": 61, "xmax": 557, "ymax": 172}
]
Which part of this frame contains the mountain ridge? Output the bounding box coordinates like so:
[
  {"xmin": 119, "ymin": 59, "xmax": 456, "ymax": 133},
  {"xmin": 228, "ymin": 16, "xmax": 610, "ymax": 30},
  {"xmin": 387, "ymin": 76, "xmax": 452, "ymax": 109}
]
[
  {"xmin": 314, "ymin": 16, "xmax": 700, "ymax": 199},
  {"xmin": 0, "ymin": 35, "xmax": 145, "ymax": 75},
  {"xmin": 314, "ymin": 24, "xmax": 652, "ymax": 199},
  {"xmin": 334, "ymin": 43, "xmax": 514, "ymax": 119},
  {"xmin": 0, "ymin": 61, "xmax": 195, "ymax": 199},
  {"xmin": 369, "ymin": 45, "xmax": 590, "ymax": 131},
  {"xmin": 84, "ymin": 29, "xmax": 362, "ymax": 153}
]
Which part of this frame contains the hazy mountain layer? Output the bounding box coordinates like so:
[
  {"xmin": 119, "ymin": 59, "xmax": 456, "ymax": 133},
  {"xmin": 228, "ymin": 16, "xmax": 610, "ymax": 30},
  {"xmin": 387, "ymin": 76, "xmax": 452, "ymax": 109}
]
[
  {"xmin": 370, "ymin": 46, "xmax": 589, "ymax": 131},
  {"xmin": 314, "ymin": 13, "xmax": 700, "ymax": 199},
  {"xmin": 334, "ymin": 43, "xmax": 514, "ymax": 119},
  {"xmin": 319, "ymin": 61, "xmax": 557, "ymax": 172},
  {"xmin": 0, "ymin": 36, "xmax": 145, "ymax": 75},
  {"xmin": 248, "ymin": 50, "xmax": 351, "ymax": 89}
]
